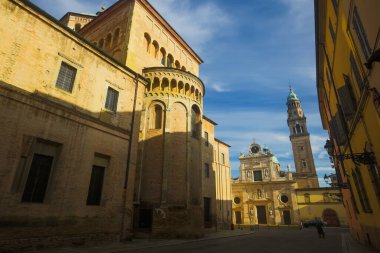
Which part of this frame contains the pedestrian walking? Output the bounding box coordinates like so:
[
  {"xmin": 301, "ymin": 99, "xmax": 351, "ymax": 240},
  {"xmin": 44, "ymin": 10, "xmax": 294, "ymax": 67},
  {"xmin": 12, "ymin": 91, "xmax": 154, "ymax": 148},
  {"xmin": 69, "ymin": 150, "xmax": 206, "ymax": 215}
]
[{"xmin": 316, "ymin": 220, "xmax": 325, "ymax": 238}]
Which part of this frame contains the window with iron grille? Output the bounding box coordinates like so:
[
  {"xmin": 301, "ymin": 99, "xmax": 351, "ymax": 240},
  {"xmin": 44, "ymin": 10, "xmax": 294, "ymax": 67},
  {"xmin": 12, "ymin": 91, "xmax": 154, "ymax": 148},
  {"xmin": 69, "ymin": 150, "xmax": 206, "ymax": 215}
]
[
  {"xmin": 352, "ymin": 7, "xmax": 372, "ymax": 59},
  {"xmin": 204, "ymin": 163, "xmax": 210, "ymax": 178},
  {"xmin": 205, "ymin": 131, "xmax": 209, "ymax": 146},
  {"xmin": 350, "ymin": 52, "xmax": 364, "ymax": 91},
  {"xmin": 55, "ymin": 62, "xmax": 77, "ymax": 92},
  {"xmin": 352, "ymin": 167, "xmax": 372, "ymax": 213},
  {"xmin": 105, "ymin": 87, "xmax": 119, "ymax": 112}
]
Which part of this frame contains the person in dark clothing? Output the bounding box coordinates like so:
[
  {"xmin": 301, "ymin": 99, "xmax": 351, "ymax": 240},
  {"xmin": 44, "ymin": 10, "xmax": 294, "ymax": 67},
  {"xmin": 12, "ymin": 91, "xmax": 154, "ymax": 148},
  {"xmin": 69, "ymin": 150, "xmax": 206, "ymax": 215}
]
[{"xmin": 316, "ymin": 220, "xmax": 325, "ymax": 238}]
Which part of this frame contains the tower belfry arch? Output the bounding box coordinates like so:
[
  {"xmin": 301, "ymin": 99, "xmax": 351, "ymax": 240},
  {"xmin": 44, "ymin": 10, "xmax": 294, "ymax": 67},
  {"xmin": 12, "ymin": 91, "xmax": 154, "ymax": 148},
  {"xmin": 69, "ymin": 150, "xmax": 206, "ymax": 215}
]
[{"xmin": 286, "ymin": 87, "xmax": 319, "ymax": 188}]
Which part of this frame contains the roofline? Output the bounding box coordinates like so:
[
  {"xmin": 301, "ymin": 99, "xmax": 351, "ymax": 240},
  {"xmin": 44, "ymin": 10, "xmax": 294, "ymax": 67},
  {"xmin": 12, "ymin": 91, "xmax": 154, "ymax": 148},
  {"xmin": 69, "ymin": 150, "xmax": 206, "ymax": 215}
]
[
  {"xmin": 202, "ymin": 115, "xmax": 218, "ymax": 125},
  {"xmin": 295, "ymin": 187, "xmax": 340, "ymax": 192},
  {"xmin": 137, "ymin": 0, "xmax": 203, "ymax": 64},
  {"xmin": 59, "ymin": 11, "xmax": 97, "ymax": 21},
  {"xmin": 214, "ymin": 138, "xmax": 231, "ymax": 147},
  {"xmin": 15, "ymin": 0, "xmax": 147, "ymax": 83}
]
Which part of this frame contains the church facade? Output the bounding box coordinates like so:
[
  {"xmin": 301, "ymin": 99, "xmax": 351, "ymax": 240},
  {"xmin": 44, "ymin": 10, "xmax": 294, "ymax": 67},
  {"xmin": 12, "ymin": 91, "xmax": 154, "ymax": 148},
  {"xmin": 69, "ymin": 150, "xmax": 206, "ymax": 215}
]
[{"xmin": 231, "ymin": 143, "xmax": 300, "ymax": 226}]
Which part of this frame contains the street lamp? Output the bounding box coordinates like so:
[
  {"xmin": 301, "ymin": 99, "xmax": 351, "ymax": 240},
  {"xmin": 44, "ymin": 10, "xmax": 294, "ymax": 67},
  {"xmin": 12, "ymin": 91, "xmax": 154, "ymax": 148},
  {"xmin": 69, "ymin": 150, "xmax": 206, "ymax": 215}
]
[{"xmin": 324, "ymin": 139, "xmax": 376, "ymax": 165}]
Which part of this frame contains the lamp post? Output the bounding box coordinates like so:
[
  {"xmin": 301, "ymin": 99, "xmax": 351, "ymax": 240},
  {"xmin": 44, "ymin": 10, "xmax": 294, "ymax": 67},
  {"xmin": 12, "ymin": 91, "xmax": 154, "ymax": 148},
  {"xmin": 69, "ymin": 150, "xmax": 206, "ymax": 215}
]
[{"xmin": 324, "ymin": 139, "xmax": 376, "ymax": 166}]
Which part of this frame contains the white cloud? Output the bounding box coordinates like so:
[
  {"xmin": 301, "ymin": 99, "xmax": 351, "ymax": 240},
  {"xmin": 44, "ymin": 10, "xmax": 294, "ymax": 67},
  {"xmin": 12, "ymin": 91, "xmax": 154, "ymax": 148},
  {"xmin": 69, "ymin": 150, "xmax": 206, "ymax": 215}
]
[
  {"xmin": 316, "ymin": 167, "xmax": 335, "ymax": 172},
  {"xmin": 148, "ymin": 0, "xmax": 233, "ymax": 53},
  {"xmin": 210, "ymin": 83, "xmax": 231, "ymax": 93}
]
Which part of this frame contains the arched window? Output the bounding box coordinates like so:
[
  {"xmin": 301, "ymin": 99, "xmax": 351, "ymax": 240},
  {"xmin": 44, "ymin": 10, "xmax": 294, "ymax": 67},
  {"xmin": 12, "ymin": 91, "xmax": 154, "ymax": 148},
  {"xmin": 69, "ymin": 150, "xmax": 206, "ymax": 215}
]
[
  {"xmin": 105, "ymin": 33, "xmax": 112, "ymax": 48},
  {"xmin": 152, "ymin": 77, "xmax": 160, "ymax": 92},
  {"xmin": 195, "ymin": 89, "xmax": 199, "ymax": 101},
  {"xmin": 167, "ymin": 54, "xmax": 174, "ymax": 68},
  {"xmin": 185, "ymin": 83, "xmax": 190, "ymax": 96},
  {"xmin": 146, "ymin": 79, "xmax": 151, "ymax": 92},
  {"xmin": 144, "ymin": 33, "xmax": 151, "ymax": 52},
  {"xmin": 178, "ymin": 81, "xmax": 184, "ymax": 94},
  {"xmin": 181, "ymin": 66, "xmax": 186, "ymax": 71},
  {"xmin": 175, "ymin": 60, "xmax": 181, "ymax": 69},
  {"xmin": 113, "ymin": 28, "xmax": 120, "ymax": 46},
  {"xmin": 161, "ymin": 78, "xmax": 169, "ymax": 92},
  {"xmin": 190, "ymin": 86, "xmax": 195, "ymax": 98},
  {"xmin": 304, "ymin": 193, "xmax": 310, "ymax": 203},
  {"xmin": 191, "ymin": 105, "xmax": 201, "ymax": 138},
  {"xmin": 150, "ymin": 104, "xmax": 163, "ymax": 129},
  {"xmin": 296, "ymin": 123, "xmax": 302, "ymax": 134},
  {"xmin": 150, "ymin": 41, "xmax": 159, "ymax": 58},
  {"xmin": 99, "ymin": 38, "xmax": 104, "ymax": 48},
  {"xmin": 74, "ymin": 23, "xmax": 82, "ymax": 32},
  {"xmin": 170, "ymin": 79, "xmax": 177, "ymax": 92},
  {"xmin": 160, "ymin": 48, "xmax": 166, "ymax": 66}
]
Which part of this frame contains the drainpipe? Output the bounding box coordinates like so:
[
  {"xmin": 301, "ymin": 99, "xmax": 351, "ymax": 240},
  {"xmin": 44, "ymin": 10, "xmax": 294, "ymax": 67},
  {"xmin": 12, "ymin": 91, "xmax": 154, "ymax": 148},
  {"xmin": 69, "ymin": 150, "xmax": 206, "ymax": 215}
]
[{"xmin": 120, "ymin": 73, "xmax": 140, "ymax": 241}]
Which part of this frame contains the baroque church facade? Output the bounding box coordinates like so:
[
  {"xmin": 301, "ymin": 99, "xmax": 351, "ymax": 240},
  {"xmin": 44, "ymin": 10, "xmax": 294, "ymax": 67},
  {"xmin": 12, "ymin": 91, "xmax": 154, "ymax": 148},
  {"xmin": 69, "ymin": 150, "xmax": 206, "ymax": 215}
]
[
  {"xmin": 231, "ymin": 88, "xmax": 344, "ymax": 227},
  {"xmin": 0, "ymin": 0, "xmax": 231, "ymax": 250}
]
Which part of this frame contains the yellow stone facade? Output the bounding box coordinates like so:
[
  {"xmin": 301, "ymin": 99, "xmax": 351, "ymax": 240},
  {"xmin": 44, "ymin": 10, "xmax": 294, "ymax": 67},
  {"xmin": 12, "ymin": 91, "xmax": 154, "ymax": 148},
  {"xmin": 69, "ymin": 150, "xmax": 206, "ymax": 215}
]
[
  {"xmin": 232, "ymin": 143, "xmax": 300, "ymax": 226},
  {"xmin": 296, "ymin": 188, "xmax": 348, "ymax": 227},
  {"xmin": 315, "ymin": 0, "xmax": 380, "ymax": 250},
  {"xmin": 0, "ymin": 0, "xmax": 232, "ymax": 250}
]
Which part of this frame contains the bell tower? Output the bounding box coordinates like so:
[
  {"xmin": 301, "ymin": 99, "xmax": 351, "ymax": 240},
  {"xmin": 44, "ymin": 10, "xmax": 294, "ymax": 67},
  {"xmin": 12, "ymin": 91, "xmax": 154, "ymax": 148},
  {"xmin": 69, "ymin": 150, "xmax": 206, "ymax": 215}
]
[{"xmin": 286, "ymin": 87, "xmax": 319, "ymax": 188}]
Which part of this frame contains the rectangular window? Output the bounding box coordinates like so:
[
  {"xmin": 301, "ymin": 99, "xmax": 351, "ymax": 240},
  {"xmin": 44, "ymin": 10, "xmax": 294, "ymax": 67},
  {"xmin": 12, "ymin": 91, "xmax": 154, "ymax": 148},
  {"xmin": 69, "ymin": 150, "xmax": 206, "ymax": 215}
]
[
  {"xmin": 352, "ymin": 7, "xmax": 372, "ymax": 59},
  {"xmin": 329, "ymin": 18, "xmax": 336, "ymax": 42},
  {"xmin": 22, "ymin": 154, "xmax": 54, "ymax": 203},
  {"xmin": 204, "ymin": 197, "xmax": 211, "ymax": 223},
  {"xmin": 326, "ymin": 68, "xmax": 332, "ymax": 86},
  {"xmin": 253, "ymin": 171, "xmax": 263, "ymax": 182},
  {"xmin": 105, "ymin": 87, "xmax": 119, "ymax": 112},
  {"xmin": 55, "ymin": 62, "xmax": 77, "ymax": 92},
  {"xmin": 204, "ymin": 163, "xmax": 210, "ymax": 178},
  {"xmin": 204, "ymin": 131, "xmax": 209, "ymax": 146},
  {"xmin": 221, "ymin": 153, "xmax": 225, "ymax": 165},
  {"xmin": 337, "ymin": 75, "xmax": 357, "ymax": 121},
  {"xmin": 329, "ymin": 112, "xmax": 347, "ymax": 146},
  {"xmin": 331, "ymin": 0, "xmax": 338, "ymax": 15},
  {"xmin": 86, "ymin": 165, "xmax": 105, "ymax": 205},
  {"xmin": 301, "ymin": 160, "xmax": 307, "ymax": 169},
  {"xmin": 350, "ymin": 52, "xmax": 363, "ymax": 91},
  {"xmin": 352, "ymin": 168, "xmax": 372, "ymax": 213}
]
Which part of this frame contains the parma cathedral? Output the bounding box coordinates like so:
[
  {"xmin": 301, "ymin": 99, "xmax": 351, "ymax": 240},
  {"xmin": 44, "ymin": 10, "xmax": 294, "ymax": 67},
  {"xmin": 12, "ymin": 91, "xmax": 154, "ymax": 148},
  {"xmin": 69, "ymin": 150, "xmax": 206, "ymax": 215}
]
[{"xmin": 0, "ymin": 0, "xmax": 231, "ymax": 250}]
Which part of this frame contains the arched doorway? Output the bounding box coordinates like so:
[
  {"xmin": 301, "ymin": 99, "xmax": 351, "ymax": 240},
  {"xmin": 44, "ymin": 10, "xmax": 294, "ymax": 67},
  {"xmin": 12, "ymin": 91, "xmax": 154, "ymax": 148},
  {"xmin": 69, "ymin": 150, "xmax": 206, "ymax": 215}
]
[{"xmin": 322, "ymin": 208, "xmax": 340, "ymax": 227}]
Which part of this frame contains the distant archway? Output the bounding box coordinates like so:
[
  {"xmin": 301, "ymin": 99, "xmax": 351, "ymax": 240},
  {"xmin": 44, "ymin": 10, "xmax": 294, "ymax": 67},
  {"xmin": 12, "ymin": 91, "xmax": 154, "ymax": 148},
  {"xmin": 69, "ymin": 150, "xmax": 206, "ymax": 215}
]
[{"xmin": 322, "ymin": 208, "xmax": 340, "ymax": 227}]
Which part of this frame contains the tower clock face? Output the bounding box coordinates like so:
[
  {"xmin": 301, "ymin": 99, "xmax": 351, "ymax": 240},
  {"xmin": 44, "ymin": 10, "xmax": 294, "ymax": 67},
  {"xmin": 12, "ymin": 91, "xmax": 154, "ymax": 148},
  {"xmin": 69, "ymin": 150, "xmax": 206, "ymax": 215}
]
[{"xmin": 250, "ymin": 144, "xmax": 260, "ymax": 154}]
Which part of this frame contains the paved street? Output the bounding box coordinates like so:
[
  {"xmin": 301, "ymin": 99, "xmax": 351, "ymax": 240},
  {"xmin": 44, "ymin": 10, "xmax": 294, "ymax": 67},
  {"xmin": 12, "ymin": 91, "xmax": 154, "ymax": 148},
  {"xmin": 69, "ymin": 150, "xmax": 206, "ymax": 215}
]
[
  {"xmin": 25, "ymin": 227, "xmax": 378, "ymax": 253},
  {"xmin": 116, "ymin": 227, "xmax": 374, "ymax": 253}
]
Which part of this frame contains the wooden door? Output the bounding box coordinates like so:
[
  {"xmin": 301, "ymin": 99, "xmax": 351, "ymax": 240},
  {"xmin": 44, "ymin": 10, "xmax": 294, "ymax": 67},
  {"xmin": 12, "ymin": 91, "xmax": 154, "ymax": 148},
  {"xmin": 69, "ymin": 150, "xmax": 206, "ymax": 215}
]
[{"xmin": 257, "ymin": 206, "xmax": 267, "ymax": 224}]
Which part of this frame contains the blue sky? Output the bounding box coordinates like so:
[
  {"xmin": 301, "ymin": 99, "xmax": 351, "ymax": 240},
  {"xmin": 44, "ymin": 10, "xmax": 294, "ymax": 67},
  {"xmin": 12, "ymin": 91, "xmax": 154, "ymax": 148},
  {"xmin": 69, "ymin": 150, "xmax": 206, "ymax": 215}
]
[{"xmin": 30, "ymin": 0, "xmax": 334, "ymax": 186}]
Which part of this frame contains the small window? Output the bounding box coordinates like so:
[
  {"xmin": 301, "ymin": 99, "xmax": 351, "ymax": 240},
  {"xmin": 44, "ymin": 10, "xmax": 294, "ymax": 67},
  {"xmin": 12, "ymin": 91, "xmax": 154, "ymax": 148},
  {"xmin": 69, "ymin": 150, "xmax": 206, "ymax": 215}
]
[
  {"xmin": 221, "ymin": 153, "xmax": 225, "ymax": 165},
  {"xmin": 204, "ymin": 197, "xmax": 211, "ymax": 223},
  {"xmin": 55, "ymin": 62, "xmax": 77, "ymax": 93},
  {"xmin": 299, "ymin": 146, "xmax": 304, "ymax": 151},
  {"xmin": 329, "ymin": 18, "xmax": 336, "ymax": 42},
  {"xmin": 74, "ymin": 23, "xmax": 82, "ymax": 32},
  {"xmin": 234, "ymin": 197, "xmax": 241, "ymax": 204},
  {"xmin": 113, "ymin": 28, "xmax": 120, "ymax": 46},
  {"xmin": 204, "ymin": 163, "xmax": 210, "ymax": 178},
  {"xmin": 253, "ymin": 171, "xmax": 262, "ymax": 181},
  {"xmin": 205, "ymin": 131, "xmax": 209, "ymax": 146},
  {"xmin": 22, "ymin": 154, "xmax": 54, "ymax": 203},
  {"xmin": 105, "ymin": 87, "xmax": 119, "ymax": 112},
  {"xmin": 352, "ymin": 7, "xmax": 372, "ymax": 59},
  {"xmin": 301, "ymin": 160, "xmax": 307, "ymax": 169},
  {"xmin": 86, "ymin": 165, "xmax": 105, "ymax": 205},
  {"xmin": 304, "ymin": 193, "xmax": 310, "ymax": 203}
]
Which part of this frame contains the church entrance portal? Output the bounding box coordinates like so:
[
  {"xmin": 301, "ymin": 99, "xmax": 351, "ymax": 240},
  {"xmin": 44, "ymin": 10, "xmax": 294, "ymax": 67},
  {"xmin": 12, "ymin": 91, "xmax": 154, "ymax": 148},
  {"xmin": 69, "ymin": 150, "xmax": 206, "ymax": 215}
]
[
  {"xmin": 235, "ymin": 211, "xmax": 242, "ymax": 224},
  {"xmin": 257, "ymin": 206, "xmax": 267, "ymax": 224},
  {"xmin": 283, "ymin": 210, "xmax": 291, "ymax": 225}
]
